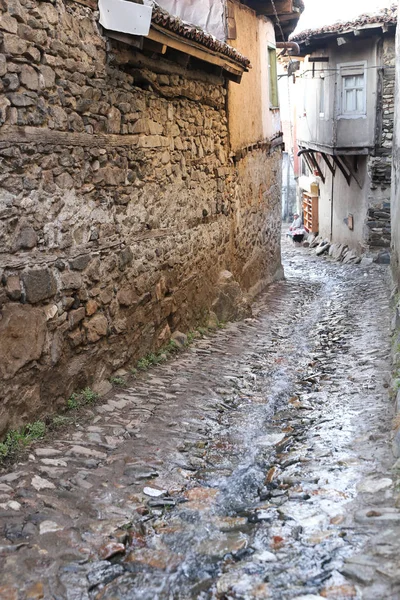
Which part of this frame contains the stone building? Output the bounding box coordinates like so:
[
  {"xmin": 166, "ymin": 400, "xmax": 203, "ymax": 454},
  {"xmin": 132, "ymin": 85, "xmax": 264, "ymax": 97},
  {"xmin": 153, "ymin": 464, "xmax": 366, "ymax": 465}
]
[
  {"xmin": 0, "ymin": 0, "xmax": 302, "ymax": 433},
  {"xmin": 292, "ymin": 6, "xmax": 396, "ymax": 254},
  {"xmin": 392, "ymin": 0, "xmax": 400, "ymax": 283}
]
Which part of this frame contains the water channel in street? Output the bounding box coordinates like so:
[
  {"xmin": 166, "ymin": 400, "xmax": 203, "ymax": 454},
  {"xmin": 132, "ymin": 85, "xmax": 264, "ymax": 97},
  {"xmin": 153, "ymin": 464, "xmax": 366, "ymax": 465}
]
[{"xmin": 1, "ymin": 235, "xmax": 399, "ymax": 600}]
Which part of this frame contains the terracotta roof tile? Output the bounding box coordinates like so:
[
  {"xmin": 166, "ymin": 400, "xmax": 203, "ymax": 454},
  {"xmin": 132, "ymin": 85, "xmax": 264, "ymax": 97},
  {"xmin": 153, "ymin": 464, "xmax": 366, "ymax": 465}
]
[
  {"xmin": 150, "ymin": 3, "xmax": 251, "ymax": 68},
  {"xmin": 292, "ymin": 3, "xmax": 397, "ymax": 44}
]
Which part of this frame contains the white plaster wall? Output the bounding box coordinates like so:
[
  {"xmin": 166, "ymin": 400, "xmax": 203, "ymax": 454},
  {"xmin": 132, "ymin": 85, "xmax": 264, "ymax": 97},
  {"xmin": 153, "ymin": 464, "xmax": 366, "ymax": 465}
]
[
  {"xmin": 227, "ymin": 3, "xmax": 279, "ymax": 150},
  {"xmin": 317, "ymin": 158, "xmax": 369, "ymax": 248},
  {"xmin": 298, "ymin": 38, "xmax": 379, "ymax": 151}
]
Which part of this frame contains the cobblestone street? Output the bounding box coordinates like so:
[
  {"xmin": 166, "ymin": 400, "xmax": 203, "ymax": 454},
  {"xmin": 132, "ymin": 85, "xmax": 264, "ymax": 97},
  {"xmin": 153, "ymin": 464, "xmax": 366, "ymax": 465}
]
[{"xmin": 0, "ymin": 236, "xmax": 398, "ymax": 600}]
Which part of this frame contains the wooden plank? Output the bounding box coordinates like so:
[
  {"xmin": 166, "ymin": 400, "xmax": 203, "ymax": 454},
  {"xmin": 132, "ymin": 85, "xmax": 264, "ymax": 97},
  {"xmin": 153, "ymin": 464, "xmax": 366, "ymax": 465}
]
[
  {"xmin": 248, "ymin": 0, "xmax": 294, "ymax": 16},
  {"xmin": 148, "ymin": 26, "xmax": 245, "ymax": 78},
  {"xmin": 0, "ymin": 126, "xmax": 143, "ymax": 148},
  {"xmin": 110, "ymin": 46, "xmax": 224, "ymax": 86},
  {"xmin": 106, "ymin": 30, "xmax": 144, "ymax": 50}
]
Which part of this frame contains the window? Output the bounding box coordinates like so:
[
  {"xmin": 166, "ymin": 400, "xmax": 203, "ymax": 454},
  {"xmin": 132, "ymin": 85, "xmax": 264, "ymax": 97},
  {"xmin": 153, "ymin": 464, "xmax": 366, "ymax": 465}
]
[
  {"xmin": 268, "ymin": 47, "xmax": 279, "ymax": 109},
  {"xmin": 339, "ymin": 63, "xmax": 366, "ymax": 117}
]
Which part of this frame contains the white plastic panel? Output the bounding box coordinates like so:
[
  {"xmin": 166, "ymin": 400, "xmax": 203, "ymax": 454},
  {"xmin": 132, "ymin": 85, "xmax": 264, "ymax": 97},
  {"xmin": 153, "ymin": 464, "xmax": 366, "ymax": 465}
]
[
  {"xmin": 99, "ymin": 0, "xmax": 153, "ymax": 36},
  {"xmin": 145, "ymin": 0, "xmax": 227, "ymax": 41}
]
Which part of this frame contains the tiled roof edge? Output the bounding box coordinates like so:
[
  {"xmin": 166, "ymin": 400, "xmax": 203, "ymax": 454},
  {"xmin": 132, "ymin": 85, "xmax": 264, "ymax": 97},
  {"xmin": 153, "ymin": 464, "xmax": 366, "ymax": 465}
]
[
  {"xmin": 291, "ymin": 4, "xmax": 397, "ymax": 44},
  {"xmin": 150, "ymin": 3, "xmax": 251, "ymax": 69}
]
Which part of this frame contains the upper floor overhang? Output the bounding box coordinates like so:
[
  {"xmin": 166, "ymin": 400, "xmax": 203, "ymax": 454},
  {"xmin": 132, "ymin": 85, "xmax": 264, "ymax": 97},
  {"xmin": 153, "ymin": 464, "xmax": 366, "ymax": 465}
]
[
  {"xmin": 291, "ymin": 4, "xmax": 397, "ymax": 55},
  {"xmin": 241, "ymin": 0, "xmax": 304, "ymax": 41},
  {"xmin": 298, "ymin": 140, "xmax": 371, "ymax": 157}
]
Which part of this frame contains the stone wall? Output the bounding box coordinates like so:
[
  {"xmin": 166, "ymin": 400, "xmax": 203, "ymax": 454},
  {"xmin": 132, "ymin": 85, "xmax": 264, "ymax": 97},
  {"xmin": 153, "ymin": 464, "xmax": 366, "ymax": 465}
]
[
  {"xmin": 0, "ymin": 0, "xmax": 283, "ymax": 433},
  {"xmin": 366, "ymin": 35, "xmax": 395, "ymax": 249},
  {"xmin": 392, "ymin": 1, "xmax": 400, "ymax": 284}
]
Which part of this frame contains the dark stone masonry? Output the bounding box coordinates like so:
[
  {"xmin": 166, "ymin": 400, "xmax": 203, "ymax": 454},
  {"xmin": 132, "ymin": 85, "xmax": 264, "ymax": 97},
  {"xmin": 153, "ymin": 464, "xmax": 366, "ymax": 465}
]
[
  {"xmin": 0, "ymin": 0, "xmax": 283, "ymax": 433},
  {"xmin": 366, "ymin": 36, "xmax": 395, "ymax": 249}
]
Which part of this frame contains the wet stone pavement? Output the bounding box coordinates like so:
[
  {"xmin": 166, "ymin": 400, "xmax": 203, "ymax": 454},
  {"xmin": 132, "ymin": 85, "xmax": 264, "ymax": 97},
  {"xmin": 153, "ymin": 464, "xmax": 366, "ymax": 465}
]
[{"xmin": 1, "ymin": 237, "xmax": 399, "ymax": 600}]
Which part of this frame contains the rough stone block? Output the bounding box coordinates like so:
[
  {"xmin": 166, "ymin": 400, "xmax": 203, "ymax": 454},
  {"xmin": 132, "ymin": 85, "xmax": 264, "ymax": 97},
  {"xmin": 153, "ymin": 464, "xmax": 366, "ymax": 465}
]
[
  {"xmin": 5, "ymin": 275, "xmax": 21, "ymax": 300},
  {"xmin": 8, "ymin": 93, "xmax": 37, "ymax": 107},
  {"xmin": 133, "ymin": 118, "xmax": 163, "ymax": 135},
  {"xmin": 137, "ymin": 135, "xmax": 170, "ymax": 148},
  {"xmin": 117, "ymin": 287, "xmax": 137, "ymax": 307},
  {"xmin": 22, "ymin": 268, "xmax": 57, "ymax": 304},
  {"xmin": 3, "ymin": 32, "xmax": 27, "ymax": 54},
  {"xmin": 0, "ymin": 14, "xmax": 18, "ymax": 34},
  {"xmin": 13, "ymin": 225, "xmax": 37, "ymax": 250},
  {"xmin": 0, "ymin": 54, "xmax": 6, "ymax": 77},
  {"xmin": 119, "ymin": 247, "xmax": 133, "ymax": 271},
  {"xmin": 68, "ymin": 328, "xmax": 85, "ymax": 347},
  {"xmin": 20, "ymin": 64, "xmax": 39, "ymax": 91},
  {"xmin": 106, "ymin": 106, "xmax": 121, "ymax": 134},
  {"xmin": 0, "ymin": 305, "xmax": 46, "ymax": 379},
  {"xmin": 0, "ymin": 97, "xmax": 10, "ymax": 125},
  {"xmin": 96, "ymin": 167, "xmax": 125, "ymax": 186},
  {"xmin": 69, "ymin": 255, "xmax": 91, "ymax": 271},
  {"xmin": 68, "ymin": 307, "xmax": 86, "ymax": 329},
  {"xmin": 86, "ymin": 299, "xmax": 98, "ymax": 316},
  {"xmin": 61, "ymin": 271, "xmax": 82, "ymax": 290},
  {"xmin": 84, "ymin": 314, "xmax": 108, "ymax": 343},
  {"xmin": 39, "ymin": 65, "xmax": 55, "ymax": 89}
]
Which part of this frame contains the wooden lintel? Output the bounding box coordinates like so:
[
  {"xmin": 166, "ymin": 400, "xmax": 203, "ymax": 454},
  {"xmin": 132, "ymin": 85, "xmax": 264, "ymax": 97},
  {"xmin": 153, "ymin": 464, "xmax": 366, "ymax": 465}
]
[
  {"xmin": 0, "ymin": 125, "xmax": 144, "ymax": 148},
  {"xmin": 309, "ymin": 57, "xmax": 330, "ymax": 63},
  {"xmin": 106, "ymin": 30, "xmax": 143, "ymax": 50},
  {"xmin": 248, "ymin": 0, "xmax": 294, "ymax": 17},
  {"xmin": 109, "ymin": 46, "xmax": 225, "ymax": 87},
  {"xmin": 271, "ymin": 11, "xmax": 300, "ymax": 22},
  {"xmin": 148, "ymin": 25, "xmax": 246, "ymax": 80}
]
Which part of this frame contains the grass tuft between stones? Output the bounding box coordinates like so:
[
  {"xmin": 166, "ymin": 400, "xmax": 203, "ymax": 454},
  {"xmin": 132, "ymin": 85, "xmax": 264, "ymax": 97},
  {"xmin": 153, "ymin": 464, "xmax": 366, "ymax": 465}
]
[
  {"xmin": 0, "ymin": 323, "xmax": 223, "ymax": 465},
  {"xmin": 0, "ymin": 420, "xmax": 46, "ymax": 461},
  {"xmin": 67, "ymin": 387, "xmax": 99, "ymax": 410}
]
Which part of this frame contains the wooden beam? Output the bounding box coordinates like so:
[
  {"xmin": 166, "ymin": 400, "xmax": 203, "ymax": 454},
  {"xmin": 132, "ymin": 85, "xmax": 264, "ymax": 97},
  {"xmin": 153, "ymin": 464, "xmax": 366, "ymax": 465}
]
[
  {"xmin": 320, "ymin": 152, "xmax": 335, "ymax": 176},
  {"xmin": 308, "ymin": 152, "xmax": 325, "ymax": 184},
  {"xmin": 247, "ymin": 0, "xmax": 294, "ymax": 16},
  {"xmin": 0, "ymin": 125, "xmax": 143, "ymax": 148},
  {"xmin": 148, "ymin": 25, "xmax": 246, "ymax": 79},
  {"xmin": 332, "ymin": 156, "xmax": 351, "ymax": 186},
  {"xmin": 342, "ymin": 156, "xmax": 364, "ymax": 189},
  {"xmin": 301, "ymin": 152, "xmax": 314, "ymax": 176},
  {"xmin": 106, "ymin": 30, "xmax": 144, "ymax": 50},
  {"xmin": 109, "ymin": 46, "xmax": 225, "ymax": 86}
]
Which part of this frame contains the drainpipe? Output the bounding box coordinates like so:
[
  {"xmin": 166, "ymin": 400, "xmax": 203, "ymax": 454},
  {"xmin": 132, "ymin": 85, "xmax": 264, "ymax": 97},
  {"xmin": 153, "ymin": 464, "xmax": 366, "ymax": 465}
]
[
  {"xmin": 330, "ymin": 169, "xmax": 335, "ymax": 241},
  {"xmin": 276, "ymin": 42, "xmax": 301, "ymax": 55}
]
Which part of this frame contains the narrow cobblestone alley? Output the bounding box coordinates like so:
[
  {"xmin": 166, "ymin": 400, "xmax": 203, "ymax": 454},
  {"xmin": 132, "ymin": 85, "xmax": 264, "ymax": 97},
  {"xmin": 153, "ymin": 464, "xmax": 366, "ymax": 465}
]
[{"xmin": 0, "ymin": 236, "xmax": 398, "ymax": 600}]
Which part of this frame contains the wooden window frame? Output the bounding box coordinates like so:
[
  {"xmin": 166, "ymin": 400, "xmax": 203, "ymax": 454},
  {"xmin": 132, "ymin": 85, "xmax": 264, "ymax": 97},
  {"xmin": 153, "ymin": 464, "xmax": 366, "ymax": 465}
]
[
  {"xmin": 338, "ymin": 61, "xmax": 367, "ymax": 119},
  {"xmin": 268, "ymin": 45, "xmax": 279, "ymax": 110}
]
